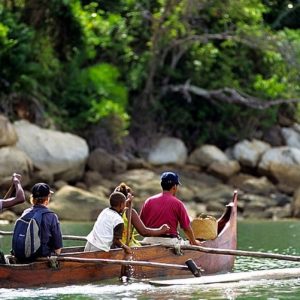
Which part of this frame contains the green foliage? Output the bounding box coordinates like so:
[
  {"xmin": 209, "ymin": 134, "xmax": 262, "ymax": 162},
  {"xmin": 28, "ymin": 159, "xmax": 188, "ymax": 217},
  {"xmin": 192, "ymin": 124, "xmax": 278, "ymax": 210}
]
[
  {"xmin": 1, "ymin": 0, "xmax": 300, "ymax": 151},
  {"xmin": 253, "ymin": 75, "xmax": 285, "ymax": 98},
  {"xmin": 0, "ymin": 4, "xmax": 60, "ymax": 101},
  {"xmin": 56, "ymin": 63, "xmax": 129, "ymax": 138}
]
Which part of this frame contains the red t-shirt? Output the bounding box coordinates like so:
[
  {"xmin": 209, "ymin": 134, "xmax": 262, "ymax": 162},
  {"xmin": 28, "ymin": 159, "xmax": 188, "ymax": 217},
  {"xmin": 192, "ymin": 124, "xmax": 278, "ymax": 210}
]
[{"xmin": 140, "ymin": 191, "xmax": 191, "ymax": 236}]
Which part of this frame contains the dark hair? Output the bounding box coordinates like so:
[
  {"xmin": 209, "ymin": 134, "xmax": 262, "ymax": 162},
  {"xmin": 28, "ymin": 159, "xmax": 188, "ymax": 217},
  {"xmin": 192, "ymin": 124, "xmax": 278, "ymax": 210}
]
[
  {"xmin": 114, "ymin": 182, "xmax": 132, "ymax": 198},
  {"xmin": 161, "ymin": 181, "xmax": 176, "ymax": 191},
  {"xmin": 109, "ymin": 191, "xmax": 126, "ymax": 207},
  {"xmin": 30, "ymin": 195, "xmax": 48, "ymax": 205}
]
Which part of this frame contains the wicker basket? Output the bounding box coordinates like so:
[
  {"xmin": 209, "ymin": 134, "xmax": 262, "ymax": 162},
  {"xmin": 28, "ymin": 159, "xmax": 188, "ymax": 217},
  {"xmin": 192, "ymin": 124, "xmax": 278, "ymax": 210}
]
[{"xmin": 191, "ymin": 215, "xmax": 217, "ymax": 240}]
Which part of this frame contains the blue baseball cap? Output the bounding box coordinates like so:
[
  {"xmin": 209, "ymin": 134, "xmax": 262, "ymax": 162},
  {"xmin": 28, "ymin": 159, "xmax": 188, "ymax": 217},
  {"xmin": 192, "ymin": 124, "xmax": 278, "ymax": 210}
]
[{"xmin": 160, "ymin": 172, "xmax": 181, "ymax": 185}]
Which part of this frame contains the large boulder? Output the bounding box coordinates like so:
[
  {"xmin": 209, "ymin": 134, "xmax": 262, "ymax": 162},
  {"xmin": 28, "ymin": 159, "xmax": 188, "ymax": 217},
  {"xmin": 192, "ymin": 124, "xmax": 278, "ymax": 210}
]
[
  {"xmin": 232, "ymin": 139, "xmax": 270, "ymax": 168},
  {"xmin": 208, "ymin": 160, "xmax": 240, "ymax": 180},
  {"xmin": 229, "ymin": 174, "xmax": 276, "ymax": 195},
  {"xmin": 87, "ymin": 148, "xmax": 127, "ymax": 175},
  {"xmin": 188, "ymin": 145, "xmax": 228, "ymax": 168},
  {"xmin": 0, "ymin": 146, "xmax": 32, "ymax": 186},
  {"xmin": 292, "ymin": 187, "xmax": 300, "ymax": 217},
  {"xmin": 281, "ymin": 125, "xmax": 300, "ymax": 148},
  {"xmin": 258, "ymin": 147, "xmax": 300, "ymax": 190},
  {"xmin": 14, "ymin": 120, "xmax": 89, "ymax": 182},
  {"xmin": 147, "ymin": 137, "xmax": 187, "ymax": 165},
  {"xmin": 0, "ymin": 115, "xmax": 18, "ymax": 147},
  {"xmin": 49, "ymin": 185, "xmax": 108, "ymax": 221}
]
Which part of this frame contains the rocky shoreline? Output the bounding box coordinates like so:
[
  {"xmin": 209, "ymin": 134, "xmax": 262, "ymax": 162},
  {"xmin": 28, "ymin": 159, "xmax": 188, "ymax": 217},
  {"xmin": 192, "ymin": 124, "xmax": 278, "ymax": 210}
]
[{"xmin": 1, "ymin": 115, "xmax": 300, "ymax": 222}]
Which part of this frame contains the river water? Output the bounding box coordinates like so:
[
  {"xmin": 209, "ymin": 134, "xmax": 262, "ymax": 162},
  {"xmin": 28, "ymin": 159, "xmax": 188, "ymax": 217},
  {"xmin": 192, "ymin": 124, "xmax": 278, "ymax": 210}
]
[{"xmin": 1, "ymin": 219, "xmax": 300, "ymax": 299}]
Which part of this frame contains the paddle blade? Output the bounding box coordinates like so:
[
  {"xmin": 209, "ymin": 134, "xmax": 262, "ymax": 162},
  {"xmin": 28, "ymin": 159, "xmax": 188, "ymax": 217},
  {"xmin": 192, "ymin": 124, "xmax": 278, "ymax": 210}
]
[{"xmin": 120, "ymin": 254, "xmax": 134, "ymax": 282}]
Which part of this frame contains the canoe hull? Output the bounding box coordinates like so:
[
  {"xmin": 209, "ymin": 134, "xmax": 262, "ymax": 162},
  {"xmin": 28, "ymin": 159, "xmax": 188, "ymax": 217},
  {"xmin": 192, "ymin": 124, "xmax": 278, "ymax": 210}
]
[{"xmin": 0, "ymin": 192, "xmax": 237, "ymax": 288}]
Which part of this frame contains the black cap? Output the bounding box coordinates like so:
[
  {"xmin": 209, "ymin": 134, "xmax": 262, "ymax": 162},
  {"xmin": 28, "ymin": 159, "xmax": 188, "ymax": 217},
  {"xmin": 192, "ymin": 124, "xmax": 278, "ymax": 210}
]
[
  {"xmin": 31, "ymin": 183, "xmax": 53, "ymax": 198},
  {"xmin": 160, "ymin": 172, "xmax": 181, "ymax": 185}
]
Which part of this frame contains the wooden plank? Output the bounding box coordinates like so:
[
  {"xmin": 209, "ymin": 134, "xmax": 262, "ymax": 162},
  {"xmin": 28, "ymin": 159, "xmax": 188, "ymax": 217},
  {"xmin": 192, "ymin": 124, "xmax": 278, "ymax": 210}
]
[
  {"xmin": 180, "ymin": 245, "xmax": 300, "ymax": 262},
  {"xmin": 149, "ymin": 268, "xmax": 300, "ymax": 286},
  {"xmin": 39, "ymin": 256, "xmax": 190, "ymax": 271},
  {"xmin": 0, "ymin": 230, "xmax": 86, "ymax": 241}
]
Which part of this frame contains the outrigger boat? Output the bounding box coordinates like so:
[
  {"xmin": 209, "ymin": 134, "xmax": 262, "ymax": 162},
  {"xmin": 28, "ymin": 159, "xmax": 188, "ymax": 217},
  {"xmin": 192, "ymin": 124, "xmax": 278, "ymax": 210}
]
[{"xmin": 0, "ymin": 191, "xmax": 237, "ymax": 288}]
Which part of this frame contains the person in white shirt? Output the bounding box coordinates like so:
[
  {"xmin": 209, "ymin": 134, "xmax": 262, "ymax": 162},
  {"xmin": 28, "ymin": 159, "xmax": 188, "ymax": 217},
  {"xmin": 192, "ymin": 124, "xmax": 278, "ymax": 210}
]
[{"xmin": 84, "ymin": 191, "xmax": 131, "ymax": 254}]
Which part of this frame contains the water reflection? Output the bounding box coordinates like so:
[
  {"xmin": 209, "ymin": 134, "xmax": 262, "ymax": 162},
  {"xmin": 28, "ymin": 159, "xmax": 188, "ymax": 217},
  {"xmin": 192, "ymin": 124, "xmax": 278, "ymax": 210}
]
[{"xmin": 3, "ymin": 278, "xmax": 300, "ymax": 300}]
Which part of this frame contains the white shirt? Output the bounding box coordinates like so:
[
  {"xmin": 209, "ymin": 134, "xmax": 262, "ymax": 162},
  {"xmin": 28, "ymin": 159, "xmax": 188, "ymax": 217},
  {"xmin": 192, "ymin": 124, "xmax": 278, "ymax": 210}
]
[{"xmin": 86, "ymin": 207, "xmax": 124, "ymax": 252}]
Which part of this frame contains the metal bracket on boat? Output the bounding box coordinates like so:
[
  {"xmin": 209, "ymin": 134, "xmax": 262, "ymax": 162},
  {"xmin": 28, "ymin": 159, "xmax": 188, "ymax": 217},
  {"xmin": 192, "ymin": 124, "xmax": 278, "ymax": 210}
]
[{"xmin": 48, "ymin": 256, "xmax": 60, "ymax": 269}]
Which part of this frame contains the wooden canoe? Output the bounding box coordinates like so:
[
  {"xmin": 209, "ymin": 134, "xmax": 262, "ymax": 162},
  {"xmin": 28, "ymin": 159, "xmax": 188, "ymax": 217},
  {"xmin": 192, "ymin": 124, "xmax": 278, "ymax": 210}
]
[{"xmin": 0, "ymin": 191, "xmax": 237, "ymax": 288}]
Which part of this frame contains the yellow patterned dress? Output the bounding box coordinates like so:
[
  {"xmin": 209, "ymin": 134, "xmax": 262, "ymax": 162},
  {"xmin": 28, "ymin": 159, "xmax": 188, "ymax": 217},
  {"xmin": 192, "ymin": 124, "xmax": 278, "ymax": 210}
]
[{"xmin": 121, "ymin": 210, "xmax": 141, "ymax": 246}]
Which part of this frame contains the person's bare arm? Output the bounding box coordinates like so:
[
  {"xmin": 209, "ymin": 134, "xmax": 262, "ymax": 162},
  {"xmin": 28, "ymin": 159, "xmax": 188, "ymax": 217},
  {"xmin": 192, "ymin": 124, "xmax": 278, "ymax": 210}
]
[
  {"xmin": 113, "ymin": 223, "xmax": 132, "ymax": 254},
  {"xmin": 183, "ymin": 225, "xmax": 202, "ymax": 246},
  {"xmin": 130, "ymin": 209, "xmax": 170, "ymax": 236},
  {"xmin": 2, "ymin": 173, "xmax": 25, "ymax": 209}
]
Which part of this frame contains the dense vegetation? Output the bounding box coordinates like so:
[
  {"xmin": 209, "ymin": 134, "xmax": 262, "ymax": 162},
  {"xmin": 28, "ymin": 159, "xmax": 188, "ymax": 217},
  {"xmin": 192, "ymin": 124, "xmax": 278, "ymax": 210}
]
[{"xmin": 1, "ymin": 0, "xmax": 300, "ymax": 153}]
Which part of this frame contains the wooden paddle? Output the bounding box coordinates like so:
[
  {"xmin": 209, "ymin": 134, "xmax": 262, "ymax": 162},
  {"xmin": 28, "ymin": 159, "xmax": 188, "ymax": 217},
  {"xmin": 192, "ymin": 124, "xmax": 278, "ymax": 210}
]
[
  {"xmin": 126, "ymin": 199, "xmax": 133, "ymax": 246},
  {"xmin": 120, "ymin": 197, "xmax": 133, "ymax": 279},
  {"xmin": 0, "ymin": 231, "xmax": 87, "ymax": 241},
  {"xmin": 3, "ymin": 183, "xmax": 14, "ymax": 199},
  {"xmin": 39, "ymin": 256, "xmax": 191, "ymax": 271},
  {"xmin": 180, "ymin": 244, "xmax": 300, "ymax": 262}
]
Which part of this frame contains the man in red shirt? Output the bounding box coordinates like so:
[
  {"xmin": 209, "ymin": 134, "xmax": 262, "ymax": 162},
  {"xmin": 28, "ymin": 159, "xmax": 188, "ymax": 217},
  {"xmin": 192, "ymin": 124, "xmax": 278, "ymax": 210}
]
[{"xmin": 140, "ymin": 171, "xmax": 201, "ymax": 246}]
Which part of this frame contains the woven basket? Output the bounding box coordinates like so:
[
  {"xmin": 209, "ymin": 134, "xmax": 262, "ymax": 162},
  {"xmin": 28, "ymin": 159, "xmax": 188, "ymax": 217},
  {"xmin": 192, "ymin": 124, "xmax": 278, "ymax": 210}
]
[{"xmin": 191, "ymin": 215, "xmax": 217, "ymax": 240}]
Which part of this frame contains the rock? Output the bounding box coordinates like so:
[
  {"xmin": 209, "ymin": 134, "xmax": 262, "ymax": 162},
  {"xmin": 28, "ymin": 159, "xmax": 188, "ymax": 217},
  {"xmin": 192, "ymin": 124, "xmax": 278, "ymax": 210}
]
[
  {"xmin": 0, "ymin": 210, "xmax": 18, "ymax": 222},
  {"xmin": 53, "ymin": 180, "xmax": 68, "ymax": 190},
  {"xmin": 243, "ymin": 210, "xmax": 273, "ymax": 219},
  {"xmin": 232, "ymin": 139, "xmax": 270, "ymax": 168},
  {"xmin": 29, "ymin": 170, "xmax": 54, "ymax": 186},
  {"xmin": 83, "ymin": 171, "xmax": 103, "ymax": 187},
  {"xmin": 258, "ymin": 147, "xmax": 300, "ymax": 189},
  {"xmin": 127, "ymin": 158, "xmax": 152, "ymax": 170},
  {"xmin": 147, "ymin": 137, "xmax": 187, "ymax": 165},
  {"xmin": 281, "ymin": 126, "xmax": 300, "ymax": 149},
  {"xmin": 88, "ymin": 185, "xmax": 111, "ymax": 199},
  {"xmin": 192, "ymin": 184, "xmax": 235, "ymax": 205},
  {"xmin": 206, "ymin": 201, "xmax": 225, "ymax": 213},
  {"xmin": 292, "ymin": 187, "xmax": 300, "ymax": 217},
  {"xmin": 0, "ymin": 115, "xmax": 18, "ymax": 147},
  {"xmin": 228, "ymin": 173, "xmax": 257, "ymax": 189},
  {"xmin": 208, "ymin": 160, "xmax": 240, "ymax": 180},
  {"xmin": 240, "ymin": 194, "xmax": 274, "ymax": 207},
  {"xmin": 14, "ymin": 120, "xmax": 89, "ymax": 182},
  {"xmin": 49, "ymin": 185, "xmax": 107, "ymax": 221},
  {"xmin": 9, "ymin": 199, "xmax": 31, "ymax": 216},
  {"xmin": 75, "ymin": 182, "xmax": 87, "ymax": 190},
  {"xmin": 87, "ymin": 148, "xmax": 127, "ymax": 175},
  {"xmin": 263, "ymin": 125, "xmax": 284, "ymax": 147},
  {"xmin": 230, "ymin": 175, "xmax": 276, "ymax": 196},
  {"xmin": 265, "ymin": 204, "xmax": 292, "ymax": 219},
  {"xmin": 270, "ymin": 193, "xmax": 291, "ymax": 207},
  {"xmin": 185, "ymin": 202, "xmax": 207, "ymax": 219},
  {"xmin": 188, "ymin": 145, "xmax": 228, "ymax": 168},
  {"xmin": 0, "ymin": 146, "xmax": 32, "ymax": 186}
]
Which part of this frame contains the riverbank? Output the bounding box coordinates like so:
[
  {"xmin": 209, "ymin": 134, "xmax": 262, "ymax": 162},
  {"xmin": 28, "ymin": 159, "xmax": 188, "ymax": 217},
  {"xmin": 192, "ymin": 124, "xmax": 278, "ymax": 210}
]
[{"xmin": 1, "ymin": 115, "xmax": 300, "ymax": 221}]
